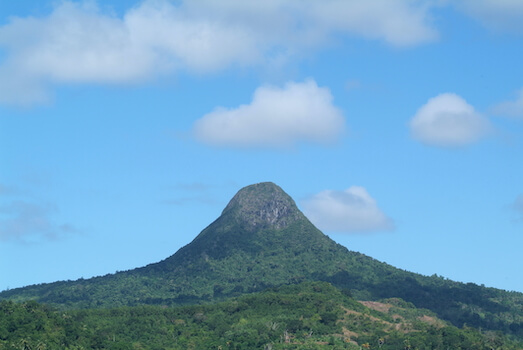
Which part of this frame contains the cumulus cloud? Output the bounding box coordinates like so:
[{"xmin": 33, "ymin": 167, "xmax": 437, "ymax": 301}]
[
  {"xmin": 193, "ymin": 80, "xmax": 345, "ymax": 148},
  {"xmin": 456, "ymin": 0, "xmax": 523, "ymax": 34},
  {"xmin": 491, "ymin": 88, "xmax": 523, "ymax": 119},
  {"xmin": 0, "ymin": 0, "xmax": 438, "ymax": 106},
  {"xmin": 301, "ymin": 186, "xmax": 395, "ymax": 233},
  {"xmin": 409, "ymin": 93, "xmax": 492, "ymax": 147},
  {"xmin": 0, "ymin": 201, "xmax": 79, "ymax": 243},
  {"xmin": 0, "ymin": 0, "xmax": 259, "ymax": 105}
]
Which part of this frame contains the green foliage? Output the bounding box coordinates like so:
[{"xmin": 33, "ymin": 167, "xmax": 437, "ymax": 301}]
[{"xmin": 1, "ymin": 282, "xmax": 522, "ymax": 350}]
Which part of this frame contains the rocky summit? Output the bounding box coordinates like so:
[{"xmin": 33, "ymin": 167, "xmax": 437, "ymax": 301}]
[
  {"xmin": 221, "ymin": 182, "xmax": 302, "ymax": 230},
  {"xmin": 174, "ymin": 182, "xmax": 316, "ymax": 261}
]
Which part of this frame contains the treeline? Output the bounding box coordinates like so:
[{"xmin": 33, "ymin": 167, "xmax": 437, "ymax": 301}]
[{"xmin": 2, "ymin": 282, "xmax": 521, "ymax": 350}]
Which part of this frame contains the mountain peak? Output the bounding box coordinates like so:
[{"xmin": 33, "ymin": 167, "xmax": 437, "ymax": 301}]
[
  {"xmin": 167, "ymin": 182, "xmax": 312, "ymax": 262},
  {"xmin": 221, "ymin": 182, "xmax": 301, "ymax": 230}
]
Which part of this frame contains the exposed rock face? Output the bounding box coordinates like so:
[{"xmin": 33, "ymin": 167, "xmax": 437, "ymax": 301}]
[{"xmin": 221, "ymin": 182, "xmax": 302, "ymax": 230}]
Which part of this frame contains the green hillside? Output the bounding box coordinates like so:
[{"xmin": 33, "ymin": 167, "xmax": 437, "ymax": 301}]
[
  {"xmin": 2, "ymin": 282, "xmax": 521, "ymax": 350},
  {"xmin": 1, "ymin": 182, "xmax": 522, "ymax": 340}
]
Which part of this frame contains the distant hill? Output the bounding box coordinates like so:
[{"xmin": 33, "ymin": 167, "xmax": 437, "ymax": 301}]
[
  {"xmin": 2, "ymin": 282, "xmax": 521, "ymax": 349},
  {"xmin": 1, "ymin": 182, "xmax": 522, "ymax": 340}
]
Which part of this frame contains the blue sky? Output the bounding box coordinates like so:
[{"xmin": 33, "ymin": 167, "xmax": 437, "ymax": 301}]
[{"xmin": 1, "ymin": 0, "xmax": 523, "ymax": 293}]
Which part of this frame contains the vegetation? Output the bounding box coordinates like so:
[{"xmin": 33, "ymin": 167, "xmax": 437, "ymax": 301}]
[{"xmin": 2, "ymin": 282, "xmax": 521, "ymax": 350}]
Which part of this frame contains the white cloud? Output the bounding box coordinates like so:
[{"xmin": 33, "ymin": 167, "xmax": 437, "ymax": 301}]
[
  {"xmin": 409, "ymin": 93, "xmax": 492, "ymax": 147},
  {"xmin": 491, "ymin": 88, "xmax": 523, "ymax": 119},
  {"xmin": 0, "ymin": 0, "xmax": 260, "ymax": 105},
  {"xmin": 301, "ymin": 186, "xmax": 395, "ymax": 233},
  {"xmin": 0, "ymin": 201, "xmax": 78, "ymax": 243},
  {"xmin": 456, "ymin": 0, "xmax": 523, "ymax": 34},
  {"xmin": 0, "ymin": 0, "xmax": 438, "ymax": 106},
  {"xmin": 193, "ymin": 80, "xmax": 345, "ymax": 148}
]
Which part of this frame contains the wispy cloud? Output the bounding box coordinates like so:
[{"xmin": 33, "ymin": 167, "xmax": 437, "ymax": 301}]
[
  {"xmin": 0, "ymin": 200, "xmax": 80, "ymax": 243},
  {"xmin": 161, "ymin": 196, "xmax": 218, "ymax": 207},
  {"xmin": 0, "ymin": 184, "xmax": 19, "ymax": 196},
  {"xmin": 491, "ymin": 88, "xmax": 523, "ymax": 119},
  {"xmin": 172, "ymin": 182, "xmax": 214, "ymax": 192},
  {"xmin": 193, "ymin": 80, "xmax": 345, "ymax": 148},
  {"xmin": 161, "ymin": 181, "xmax": 237, "ymax": 206},
  {"xmin": 301, "ymin": 186, "xmax": 395, "ymax": 233},
  {"xmin": 512, "ymin": 194, "xmax": 523, "ymax": 221},
  {"xmin": 409, "ymin": 93, "xmax": 492, "ymax": 147},
  {"xmin": 0, "ymin": 0, "xmax": 438, "ymax": 106},
  {"xmin": 455, "ymin": 0, "xmax": 523, "ymax": 35}
]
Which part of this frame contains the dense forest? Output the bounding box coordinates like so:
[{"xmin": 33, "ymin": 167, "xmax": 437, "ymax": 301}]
[{"xmin": 2, "ymin": 282, "xmax": 521, "ymax": 350}]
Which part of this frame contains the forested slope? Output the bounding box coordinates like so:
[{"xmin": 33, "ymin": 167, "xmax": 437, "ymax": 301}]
[{"xmin": 2, "ymin": 282, "xmax": 521, "ymax": 350}]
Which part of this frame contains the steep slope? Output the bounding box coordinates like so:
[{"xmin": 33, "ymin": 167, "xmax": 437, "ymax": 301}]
[{"xmin": 1, "ymin": 182, "xmax": 522, "ymax": 339}]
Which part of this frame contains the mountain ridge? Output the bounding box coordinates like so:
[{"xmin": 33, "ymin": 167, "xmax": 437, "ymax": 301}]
[{"xmin": 1, "ymin": 182, "xmax": 522, "ymax": 339}]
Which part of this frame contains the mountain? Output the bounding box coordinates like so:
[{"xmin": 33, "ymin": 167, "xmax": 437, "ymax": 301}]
[{"xmin": 1, "ymin": 182, "xmax": 522, "ymax": 339}]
